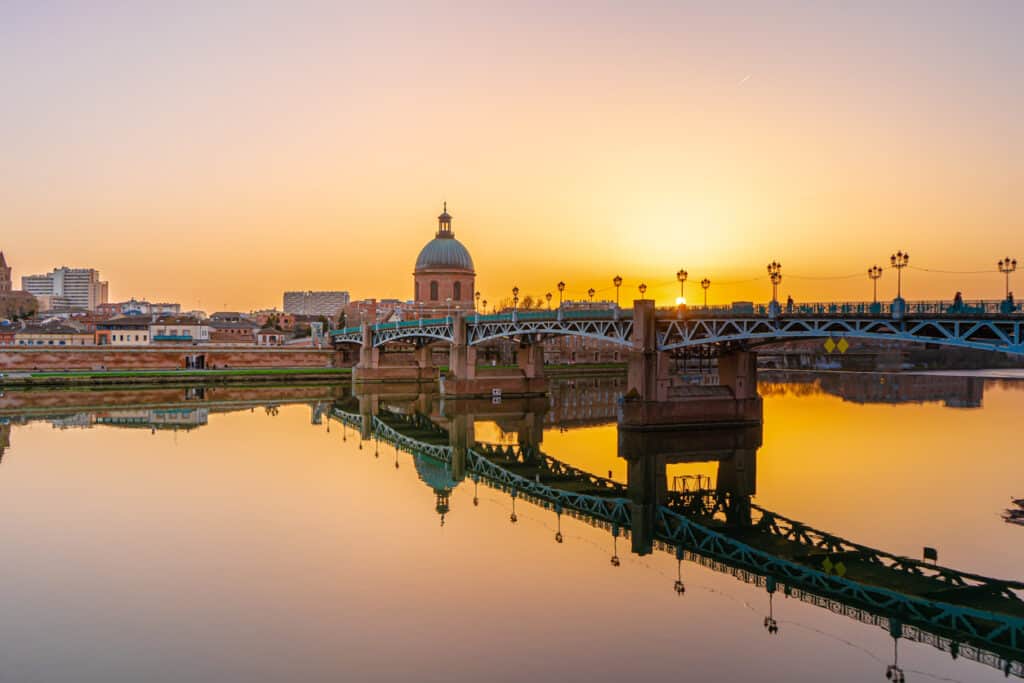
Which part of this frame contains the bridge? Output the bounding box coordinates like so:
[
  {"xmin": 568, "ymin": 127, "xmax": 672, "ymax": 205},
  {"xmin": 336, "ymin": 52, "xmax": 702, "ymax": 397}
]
[
  {"xmin": 332, "ymin": 299, "xmax": 1024, "ymax": 354},
  {"xmin": 329, "ymin": 400, "xmax": 1024, "ymax": 680},
  {"xmin": 332, "ymin": 299, "xmax": 1024, "ymax": 427}
]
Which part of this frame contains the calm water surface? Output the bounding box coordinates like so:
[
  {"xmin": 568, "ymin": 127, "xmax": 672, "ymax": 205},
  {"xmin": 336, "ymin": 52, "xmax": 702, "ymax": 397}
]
[{"xmin": 0, "ymin": 372, "xmax": 1021, "ymax": 682}]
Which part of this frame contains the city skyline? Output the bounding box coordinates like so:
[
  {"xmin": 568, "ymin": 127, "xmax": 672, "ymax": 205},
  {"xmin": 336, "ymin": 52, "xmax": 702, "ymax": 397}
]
[{"xmin": 2, "ymin": 2, "xmax": 1021, "ymax": 310}]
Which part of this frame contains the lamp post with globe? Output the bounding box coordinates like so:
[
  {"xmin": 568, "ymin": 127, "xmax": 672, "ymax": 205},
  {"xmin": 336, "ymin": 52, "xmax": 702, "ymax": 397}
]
[
  {"xmin": 676, "ymin": 269, "xmax": 688, "ymax": 306},
  {"xmin": 766, "ymin": 261, "xmax": 782, "ymax": 319},
  {"xmin": 890, "ymin": 251, "xmax": 909, "ymax": 320}
]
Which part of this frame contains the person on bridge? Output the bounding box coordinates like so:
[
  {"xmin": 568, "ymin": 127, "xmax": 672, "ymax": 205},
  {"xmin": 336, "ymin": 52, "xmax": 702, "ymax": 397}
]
[
  {"xmin": 786, "ymin": 295, "xmax": 794, "ymax": 313},
  {"xmin": 952, "ymin": 291, "xmax": 964, "ymax": 311}
]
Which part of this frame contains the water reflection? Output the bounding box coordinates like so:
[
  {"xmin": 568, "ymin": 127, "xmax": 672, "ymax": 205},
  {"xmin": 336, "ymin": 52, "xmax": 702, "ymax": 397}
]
[
  {"xmin": 330, "ymin": 390, "xmax": 1024, "ymax": 680},
  {"xmin": 0, "ymin": 376, "xmax": 1022, "ymax": 681}
]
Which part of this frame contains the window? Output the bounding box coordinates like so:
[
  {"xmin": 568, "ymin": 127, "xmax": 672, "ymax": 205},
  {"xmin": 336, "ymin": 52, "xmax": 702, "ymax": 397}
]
[
  {"xmin": 453, "ymin": 281, "xmax": 462, "ymax": 300},
  {"xmin": 430, "ymin": 281, "xmax": 439, "ymax": 300},
  {"xmin": 415, "ymin": 281, "xmax": 420, "ymax": 301}
]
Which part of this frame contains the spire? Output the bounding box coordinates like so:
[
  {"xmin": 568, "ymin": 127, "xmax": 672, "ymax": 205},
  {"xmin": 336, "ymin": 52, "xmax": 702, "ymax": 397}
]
[
  {"xmin": 0, "ymin": 251, "xmax": 7, "ymax": 268},
  {"xmin": 436, "ymin": 203, "xmax": 453, "ymax": 238}
]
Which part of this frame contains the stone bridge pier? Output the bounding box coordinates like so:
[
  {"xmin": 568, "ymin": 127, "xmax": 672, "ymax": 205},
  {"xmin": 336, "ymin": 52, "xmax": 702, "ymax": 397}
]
[
  {"xmin": 444, "ymin": 315, "xmax": 547, "ymax": 398},
  {"xmin": 620, "ymin": 299, "xmax": 762, "ymax": 429},
  {"xmin": 619, "ymin": 423, "xmax": 762, "ymax": 555},
  {"xmin": 353, "ymin": 322, "xmax": 439, "ymax": 384}
]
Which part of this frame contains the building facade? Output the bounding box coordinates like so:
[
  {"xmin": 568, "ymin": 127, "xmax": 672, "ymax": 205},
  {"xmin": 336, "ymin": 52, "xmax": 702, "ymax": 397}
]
[
  {"xmin": 96, "ymin": 316, "xmax": 152, "ymax": 346},
  {"xmin": 149, "ymin": 317, "xmax": 210, "ymax": 343},
  {"xmin": 15, "ymin": 323, "xmax": 94, "ymax": 346},
  {"xmin": 0, "ymin": 252, "xmax": 11, "ymax": 294},
  {"xmin": 413, "ymin": 205, "xmax": 476, "ymax": 317},
  {"xmin": 283, "ymin": 291, "xmax": 350, "ymax": 318},
  {"xmin": 21, "ymin": 267, "xmax": 109, "ymax": 310},
  {"xmin": 97, "ymin": 299, "xmax": 181, "ymax": 317}
]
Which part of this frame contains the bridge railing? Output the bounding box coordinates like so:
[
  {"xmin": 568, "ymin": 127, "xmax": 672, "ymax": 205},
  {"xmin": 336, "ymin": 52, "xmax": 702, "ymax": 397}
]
[
  {"xmin": 329, "ymin": 299, "xmax": 1024, "ymax": 338},
  {"xmin": 656, "ymin": 299, "xmax": 1023, "ymax": 318}
]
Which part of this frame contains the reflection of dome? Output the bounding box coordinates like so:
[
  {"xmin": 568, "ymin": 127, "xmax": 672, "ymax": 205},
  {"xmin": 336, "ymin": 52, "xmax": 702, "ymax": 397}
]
[
  {"xmin": 413, "ymin": 452, "xmax": 463, "ymax": 525},
  {"xmin": 413, "ymin": 453, "xmax": 460, "ymax": 493},
  {"xmin": 415, "ymin": 237, "xmax": 475, "ymax": 272}
]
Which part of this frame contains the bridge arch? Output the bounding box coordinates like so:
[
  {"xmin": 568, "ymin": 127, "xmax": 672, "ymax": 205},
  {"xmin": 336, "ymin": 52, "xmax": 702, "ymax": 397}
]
[{"xmin": 468, "ymin": 319, "xmax": 634, "ymax": 348}]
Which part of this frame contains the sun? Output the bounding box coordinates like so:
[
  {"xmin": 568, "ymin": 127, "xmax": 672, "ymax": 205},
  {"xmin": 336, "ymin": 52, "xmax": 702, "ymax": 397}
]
[{"xmin": 675, "ymin": 296, "xmax": 686, "ymax": 306}]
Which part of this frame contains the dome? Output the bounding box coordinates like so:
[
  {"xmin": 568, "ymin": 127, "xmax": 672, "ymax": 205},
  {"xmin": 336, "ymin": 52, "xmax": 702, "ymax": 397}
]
[{"xmin": 415, "ymin": 237, "xmax": 475, "ymax": 272}]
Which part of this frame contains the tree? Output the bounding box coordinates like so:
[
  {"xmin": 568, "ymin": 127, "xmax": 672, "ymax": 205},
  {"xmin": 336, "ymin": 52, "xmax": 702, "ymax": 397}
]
[{"xmin": 336, "ymin": 311, "xmax": 347, "ymax": 328}]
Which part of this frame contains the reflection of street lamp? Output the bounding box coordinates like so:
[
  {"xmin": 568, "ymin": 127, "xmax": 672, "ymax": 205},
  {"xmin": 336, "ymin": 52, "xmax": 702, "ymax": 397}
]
[
  {"xmin": 868, "ymin": 265, "xmax": 883, "ymax": 303},
  {"xmin": 766, "ymin": 261, "xmax": 782, "ymax": 303},
  {"xmin": 545, "ymin": 292, "xmax": 552, "ymax": 310},
  {"xmin": 890, "ymin": 251, "xmax": 909, "ymax": 299},
  {"xmin": 886, "ymin": 631, "xmax": 906, "ymax": 682},
  {"xmin": 613, "ymin": 275, "xmax": 622, "ymax": 306},
  {"xmin": 700, "ymin": 278, "xmax": 710, "ymax": 307},
  {"xmin": 999, "ymin": 257, "xmax": 1017, "ymax": 298},
  {"xmin": 557, "ymin": 281, "xmax": 565, "ymax": 306},
  {"xmin": 676, "ymin": 269, "xmax": 688, "ymax": 305},
  {"xmin": 587, "ymin": 287, "xmax": 595, "ymax": 303}
]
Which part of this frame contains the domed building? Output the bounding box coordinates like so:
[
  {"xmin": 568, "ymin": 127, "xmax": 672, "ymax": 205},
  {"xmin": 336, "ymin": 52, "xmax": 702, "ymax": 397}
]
[{"xmin": 414, "ymin": 205, "xmax": 476, "ymax": 314}]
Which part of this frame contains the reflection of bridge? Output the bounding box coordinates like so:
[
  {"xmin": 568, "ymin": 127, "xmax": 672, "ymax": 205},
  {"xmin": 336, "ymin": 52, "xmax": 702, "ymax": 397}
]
[{"xmin": 330, "ymin": 400, "xmax": 1024, "ymax": 679}]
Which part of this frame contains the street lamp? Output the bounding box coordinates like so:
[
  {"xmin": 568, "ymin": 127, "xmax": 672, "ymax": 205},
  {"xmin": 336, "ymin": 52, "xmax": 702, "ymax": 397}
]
[
  {"xmin": 638, "ymin": 283, "xmax": 647, "ymax": 297},
  {"xmin": 482, "ymin": 299, "xmax": 488, "ymax": 314},
  {"xmin": 998, "ymin": 257, "xmax": 1017, "ymax": 298},
  {"xmin": 557, "ymin": 281, "xmax": 565, "ymax": 306},
  {"xmin": 475, "ymin": 290, "xmax": 481, "ymax": 312},
  {"xmin": 545, "ymin": 292, "xmax": 552, "ymax": 310},
  {"xmin": 700, "ymin": 278, "xmax": 710, "ymax": 307},
  {"xmin": 587, "ymin": 287, "xmax": 595, "ymax": 303},
  {"xmin": 868, "ymin": 265, "xmax": 883, "ymax": 303},
  {"xmin": 446, "ymin": 297, "xmax": 452, "ymax": 320},
  {"xmin": 766, "ymin": 261, "xmax": 782, "ymax": 303},
  {"xmin": 512, "ymin": 286, "xmax": 519, "ymax": 311},
  {"xmin": 613, "ymin": 275, "xmax": 622, "ymax": 306},
  {"xmin": 890, "ymin": 251, "xmax": 909, "ymax": 299},
  {"xmin": 676, "ymin": 269, "xmax": 688, "ymax": 305}
]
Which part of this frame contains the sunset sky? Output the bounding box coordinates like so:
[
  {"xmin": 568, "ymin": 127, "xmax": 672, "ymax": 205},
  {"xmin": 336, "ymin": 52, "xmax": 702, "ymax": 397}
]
[{"xmin": 2, "ymin": 2, "xmax": 1021, "ymax": 311}]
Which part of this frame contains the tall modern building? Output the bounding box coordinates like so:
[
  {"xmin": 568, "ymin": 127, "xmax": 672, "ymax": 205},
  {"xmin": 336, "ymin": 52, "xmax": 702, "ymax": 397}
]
[
  {"xmin": 283, "ymin": 290, "xmax": 350, "ymax": 318},
  {"xmin": 0, "ymin": 252, "xmax": 11, "ymax": 294},
  {"xmin": 22, "ymin": 267, "xmax": 109, "ymax": 310}
]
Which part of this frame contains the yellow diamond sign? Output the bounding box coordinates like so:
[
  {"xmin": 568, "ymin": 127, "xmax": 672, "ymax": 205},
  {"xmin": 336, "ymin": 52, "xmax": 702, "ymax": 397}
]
[
  {"xmin": 837, "ymin": 337, "xmax": 849, "ymax": 354},
  {"xmin": 823, "ymin": 338, "xmax": 836, "ymax": 353}
]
